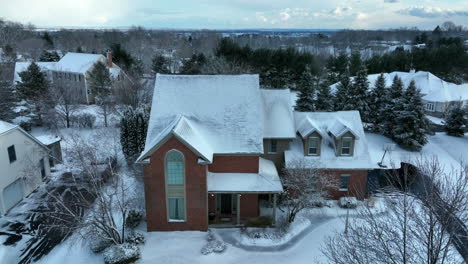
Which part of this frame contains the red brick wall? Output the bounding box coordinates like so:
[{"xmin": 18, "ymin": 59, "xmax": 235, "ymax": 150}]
[
  {"xmin": 240, "ymin": 194, "xmax": 259, "ymax": 217},
  {"xmin": 208, "ymin": 156, "xmax": 259, "ymax": 173},
  {"xmin": 325, "ymin": 170, "xmax": 368, "ymax": 200},
  {"xmin": 143, "ymin": 136, "xmax": 208, "ymax": 231}
]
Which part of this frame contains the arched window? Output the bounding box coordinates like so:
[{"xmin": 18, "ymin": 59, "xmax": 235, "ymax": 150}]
[{"xmin": 165, "ymin": 150, "xmax": 185, "ymax": 221}]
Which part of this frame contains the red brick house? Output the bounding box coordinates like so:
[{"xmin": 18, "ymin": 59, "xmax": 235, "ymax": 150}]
[{"xmin": 137, "ymin": 74, "xmax": 373, "ymax": 231}]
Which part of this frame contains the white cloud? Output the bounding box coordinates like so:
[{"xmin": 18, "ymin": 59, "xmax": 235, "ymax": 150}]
[
  {"xmin": 280, "ymin": 9, "xmax": 291, "ymax": 21},
  {"xmin": 399, "ymin": 6, "xmax": 468, "ymax": 18}
]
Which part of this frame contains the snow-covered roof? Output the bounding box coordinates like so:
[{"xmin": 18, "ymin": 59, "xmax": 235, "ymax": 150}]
[
  {"xmin": 327, "ymin": 118, "xmax": 359, "ymax": 139},
  {"xmin": 55, "ymin": 52, "xmax": 105, "ymax": 73},
  {"xmin": 261, "ymin": 89, "xmax": 296, "ymax": 139},
  {"xmin": 297, "ymin": 117, "xmax": 325, "ymax": 138},
  {"xmin": 330, "ymin": 71, "xmax": 468, "ymax": 103},
  {"xmin": 35, "ymin": 135, "xmax": 61, "ymax": 145},
  {"xmin": 207, "ymin": 158, "xmax": 283, "ymax": 193},
  {"xmin": 285, "ymin": 111, "xmax": 373, "ymax": 169},
  {"xmin": 0, "ymin": 120, "xmax": 18, "ymax": 135},
  {"xmin": 13, "ymin": 62, "xmax": 56, "ymax": 83},
  {"xmin": 137, "ymin": 74, "xmax": 263, "ymax": 163}
]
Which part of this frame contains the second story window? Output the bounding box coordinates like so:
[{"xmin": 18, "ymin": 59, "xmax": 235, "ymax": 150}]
[
  {"xmin": 268, "ymin": 139, "xmax": 277, "ymax": 153},
  {"xmin": 8, "ymin": 145, "xmax": 17, "ymax": 163},
  {"xmin": 308, "ymin": 137, "xmax": 319, "ymax": 155},
  {"xmin": 341, "ymin": 137, "xmax": 353, "ymax": 156}
]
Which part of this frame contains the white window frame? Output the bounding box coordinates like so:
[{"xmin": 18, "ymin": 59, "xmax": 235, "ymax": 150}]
[
  {"xmin": 308, "ymin": 136, "xmax": 320, "ymax": 156},
  {"xmin": 341, "ymin": 137, "xmax": 353, "ymax": 156},
  {"xmin": 165, "ymin": 149, "xmax": 187, "ymax": 222},
  {"xmin": 268, "ymin": 139, "xmax": 277, "ymax": 154},
  {"xmin": 425, "ymin": 103, "xmax": 435, "ymax": 112},
  {"xmin": 339, "ymin": 174, "xmax": 351, "ymax": 191}
]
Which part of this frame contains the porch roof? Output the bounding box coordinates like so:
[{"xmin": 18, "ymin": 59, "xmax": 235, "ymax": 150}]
[{"xmin": 207, "ymin": 158, "xmax": 283, "ymax": 193}]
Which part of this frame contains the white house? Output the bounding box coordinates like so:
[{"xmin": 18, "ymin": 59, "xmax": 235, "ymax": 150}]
[
  {"xmin": 330, "ymin": 71, "xmax": 468, "ymax": 117},
  {"xmin": 0, "ymin": 121, "xmax": 50, "ymax": 215},
  {"xmin": 14, "ymin": 52, "xmax": 127, "ymax": 104}
]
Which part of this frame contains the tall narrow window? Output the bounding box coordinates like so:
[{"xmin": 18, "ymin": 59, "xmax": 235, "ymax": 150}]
[
  {"xmin": 8, "ymin": 145, "xmax": 16, "ymax": 163},
  {"xmin": 166, "ymin": 150, "xmax": 185, "ymax": 221},
  {"xmin": 39, "ymin": 158, "xmax": 46, "ymax": 180},
  {"xmin": 340, "ymin": 174, "xmax": 350, "ymax": 191},
  {"xmin": 341, "ymin": 137, "xmax": 353, "ymax": 156},
  {"xmin": 308, "ymin": 137, "xmax": 319, "ymax": 155},
  {"xmin": 268, "ymin": 139, "xmax": 277, "ymax": 153}
]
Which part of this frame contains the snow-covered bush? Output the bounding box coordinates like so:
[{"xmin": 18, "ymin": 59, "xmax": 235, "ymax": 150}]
[
  {"xmin": 74, "ymin": 113, "xmax": 96, "ymax": 128},
  {"xmin": 125, "ymin": 231, "xmax": 145, "ymax": 245},
  {"xmin": 103, "ymin": 243, "xmax": 140, "ymax": 264},
  {"xmin": 201, "ymin": 230, "xmax": 226, "ymax": 255},
  {"xmin": 89, "ymin": 233, "xmax": 113, "ymax": 253},
  {"xmin": 339, "ymin": 197, "xmax": 358, "ymax": 208},
  {"xmin": 125, "ymin": 210, "xmax": 143, "ymax": 229}
]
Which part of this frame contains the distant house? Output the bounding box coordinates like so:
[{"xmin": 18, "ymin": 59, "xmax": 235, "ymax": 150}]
[
  {"xmin": 137, "ymin": 74, "xmax": 373, "ymax": 232},
  {"xmin": 34, "ymin": 135, "xmax": 63, "ymax": 167},
  {"xmin": 330, "ymin": 71, "xmax": 468, "ymax": 117},
  {"xmin": 0, "ymin": 121, "xmax": 50, "ymax": 215},
  {"xmin": 14, "ymin": 52, "xmax": 127, "ymax": 104}
]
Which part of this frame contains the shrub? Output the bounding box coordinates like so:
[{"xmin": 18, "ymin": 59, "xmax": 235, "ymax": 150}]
[
  {"xmin": 103, "ymin": 243, "xmax": 140, "ymax": 264},
  {"xmin": 76, "ymin": 113, "xmax": 96, "ymax": 128},
  {"xmin": 125, "ymin": 210, "xmax": 143, "ymax": 229},
  {"xmin": 125, "ymin": 231, "xmax": 145, "ymax": 245},
  {"xmin": 89, "ymin": 233, "xmax": 113, "ymax": 253},
  {"xmin": 339, "ymin": 197, "xmax": 358, "ymax": 208},
  {"xmin": 245, "ymin": 216, "xmax": 272, "ymax": 227}
]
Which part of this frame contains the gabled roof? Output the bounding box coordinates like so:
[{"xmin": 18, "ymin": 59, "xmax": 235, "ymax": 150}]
[
  {"xmin": 137, "ymin": 74, "xmax": 263, "ymax": 163},
  {"xmin": 55, "ymin": 52, "xmax": 105, "ymax": 73},
  {"xmin": 0, "ymin": 120, "xmax": 49, "ymax": 151},
  {"xmin": 297, "ymin": 117, "xmax": 326, "ymax": 138},
  {"xmin": 327, "ymin": 118, "xmax": 359, "ymax": 139},
  {"xmin": 285, "ymin": 111, "xmax": 373, "ymax": 169},
  {"xmin": 261, "ymin": 89, "xmax": 296, "ymax": 139}
]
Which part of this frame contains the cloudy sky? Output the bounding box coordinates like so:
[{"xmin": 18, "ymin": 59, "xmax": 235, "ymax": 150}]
[{"xmin": 1, "ymin": 0, "xmax": 467, "ymax": 29}]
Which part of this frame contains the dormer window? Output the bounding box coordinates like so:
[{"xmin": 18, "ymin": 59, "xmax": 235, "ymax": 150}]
[
  {"xmin": 308, "ymin": 137, "xmax": 320, "ymax": 156},
  {"xmin": 268, "ymin": 139, "xmax": 277, "ymax": 154},
  {"xmin": 341, "ymin": 137, "xmax": 353, "ymax": 156}
]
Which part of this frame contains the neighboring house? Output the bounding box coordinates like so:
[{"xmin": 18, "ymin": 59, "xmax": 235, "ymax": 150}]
[
  {"xmin": 14, "ymin": 52, "xmax": 127, "ymax": 104},
  {"xmin": 330, "ymin": 71, "xmax": 468, "ymax": 117},
  {"xmin": 137, "ymin": 74, "xmax": 374, "ymax": 232},
  {"xmin": 34, "ymin": 135, "xmax": 62, "ymax": 167},
  {"xmin": 0, "ymin": 121, "xmax": 50, "ymax": 215},
  {"xmin": 285, "ymin": 111, "xmax": 374, "ymax": 200}
]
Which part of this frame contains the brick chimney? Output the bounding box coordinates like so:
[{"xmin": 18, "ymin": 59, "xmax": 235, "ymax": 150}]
[{"xmin": 106, "ymin": 51, "xmax": 112, "ymax": 67}]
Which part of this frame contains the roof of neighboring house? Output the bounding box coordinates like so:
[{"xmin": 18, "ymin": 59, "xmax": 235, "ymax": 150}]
[
  {"xmin": 330, "ymin": 71, "xmax": 468, "ymax": 103},
  {"xmin": 137, "ymin": 74, "xmax": 264, "ymax": 163},
  {"xmin": 261, "ymin": 89, "xmax": 296, "ymax": 139},
  {"xmin": 207, "ymin": 158, "xmax": 283, "ymax": 193},
  {"xmin": 0, "ymin": 120, "xmax": 49, "ymax": 151},
  {"xmin": 35, "ymin": 135, "xmax": 61, "ymax": 145},
  {"xmin": 285, "ymin": 111, "xmax": 374, "ymax": 170},
  {"xmin": 13, "ymin": 62, "xmax": 56, "ymax": 83}
]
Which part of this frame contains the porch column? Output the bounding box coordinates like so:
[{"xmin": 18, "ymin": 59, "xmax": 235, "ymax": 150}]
[
  {"xmin": 272, "ymin": 193, "xmax": 277, "ymax": 226},
  {"xmin": 237, "ymin": 194, "xmax": 241, "ymax": 225}
]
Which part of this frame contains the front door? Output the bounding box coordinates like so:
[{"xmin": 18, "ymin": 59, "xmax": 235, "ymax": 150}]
[{"xmin": 220, "ymin": 194, "xmax": 232, "ymax": 215}]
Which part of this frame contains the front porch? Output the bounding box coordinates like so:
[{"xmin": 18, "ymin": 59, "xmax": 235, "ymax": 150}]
[{"xmin": 208, "ymin": 193, "xmax": 278, "ymax": 227}]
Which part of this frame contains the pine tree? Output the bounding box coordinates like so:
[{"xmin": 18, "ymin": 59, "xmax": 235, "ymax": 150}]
[
  {"xmin": 39, "ymin": 50, "xmax": 60, "ymax": 62},
  {"xmin": 120, "ymin": 105, "xmax": 151, "ymax": 163},
  {"xmin": 295, "ymin": 69, "xmax": 315, "ymax": 112},
  {"xmin": 347, "ymin": 66, "xmax": 370, "ymax": 122},
  {"xmin": 315, "ymin": 81, "xmax": 334, "ymax": 111},
  {"xmin": 152, "ymin": 54, "xmax": 170, "ymax": 74},
  {"xmin": 87, "ymin": 61, "xmax": 112, "ymax": 127},
  {"xmin": 392, "ymin": 80, "xmax": 429, "ymax": 151},
  {"xmin": 349, "ymin": 52, "xmax": 362, "ymax": 76},
  {"xmin": 444, "ymin": 102, "xmax": 466, "ymax": 137},
  {"xmin": 334, "ymin": 70, "xmax": 352, "ymax": 111},
  {"xmin": 0, "ymin": 69, "xmax": 15, "ymax": 121},
  {"xmin": 16, "ymin": 62, "xmax": 49, "ymax": 100},
  {"xmin": 368, "ymin": 73, "xmax": 389, "ymax": 132},
  {"xmin": 383, "ymin": 75, "xmax": 405, "ymax": 138}
]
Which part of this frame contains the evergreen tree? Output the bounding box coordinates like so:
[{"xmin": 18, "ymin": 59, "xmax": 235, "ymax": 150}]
[
  {"xmin": 16, "ymin": 62, "xmax": 49, "ymax": 100},
  {"xmin": 120, "ymin": 105, "xmax": 150, "ymax": 162},
  {"xmin": 295, "ymin": 69, "xmax": 315, "ymax": 112},
  {"xmin": 444, "ymin": 102, "xmax": 466, "ymax": 137},
  {"xmin": 315, "ymin": 81, "xmax": 334, "ymax": 111},
  {"xmin": 368, "ymin": 73, "xmax": 389, "ymax": 133},
  {"xmin": 39, "ymin": 50, "xmax": 60, "ymax": 62},
  {"xmin": 152, "ymin": 54, "xmax": 170, "ymax": 74},
  {"xmin": 347, "ymin": 66, "xmax": 370, "ymax": 122},
  {"xmin": 110, "ymin": 43, "xmax": 134, "ymax": 70},
  {"xmin": 349, "ymin": 52, "xmax": 362, "ymax": 76},
  {"xmin": 392, "ymin": 80, "xmax": 429, "ymax": 151},
  {"xmin": 180, "ymin": 53, "xmax": 206, "ymax": 74},
  {"xmin": 383, "ymin": 75, "xmax": 405, "ymax": 138},
  {"xmin": 87, "ymin": 61, "xmax": 113, "ymax": 127},
  {"xmin": 0, "ymin": 69, "xmax": 15, "ymax": 121},
  {"xmin": 334, "ymin": 70, "xmax": 352, "ymax": 111}
]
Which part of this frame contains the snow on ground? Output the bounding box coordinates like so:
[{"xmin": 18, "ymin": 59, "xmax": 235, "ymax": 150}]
[{"xmin": 427, "ymin": 115, "xmax": 444, "ymax": 125}]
